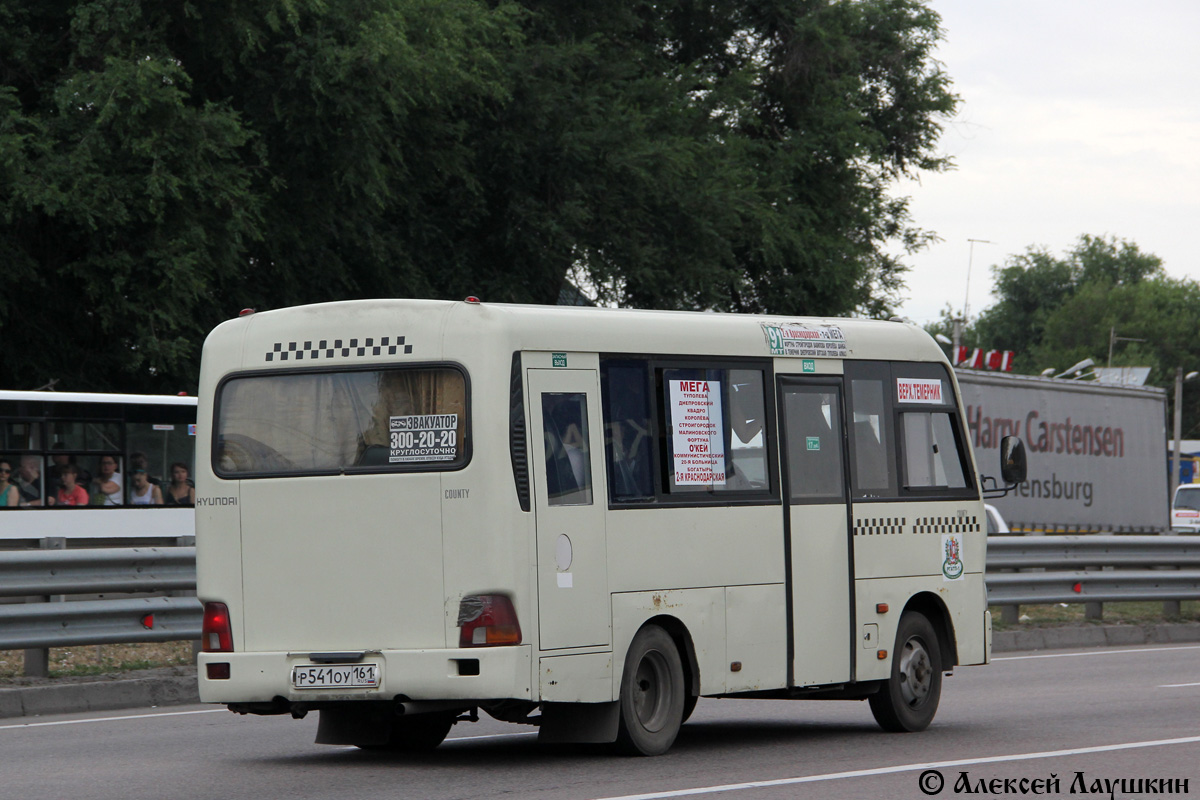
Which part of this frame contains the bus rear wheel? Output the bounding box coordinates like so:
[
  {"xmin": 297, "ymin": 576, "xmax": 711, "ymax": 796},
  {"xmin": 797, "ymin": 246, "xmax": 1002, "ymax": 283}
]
[
  {"xmin": 869, "ymin": 612, "xmax": 942, "ymax": 733},
  {"xmin": 616, "ymin": 625, "xmax": 685, "ymax": 756}
]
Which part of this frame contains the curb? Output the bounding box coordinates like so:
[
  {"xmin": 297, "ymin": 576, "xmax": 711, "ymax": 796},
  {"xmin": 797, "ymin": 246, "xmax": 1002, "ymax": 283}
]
[
  {"xmin": 992, "ymin": 621, "xmax": 1200, "ymax": 653},
  {"xmin": 4, "ymin": 623, "xmax": 1200, "ymax": 720},
  {"xmin": 0, "ymin": 668, "xmax": 199, "ymax": 720}
]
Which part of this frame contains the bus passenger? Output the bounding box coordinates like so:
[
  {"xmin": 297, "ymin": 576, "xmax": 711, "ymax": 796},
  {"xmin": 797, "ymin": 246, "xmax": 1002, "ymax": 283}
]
[
  {"xmin": 165, "ymin": 462, "xmax": 195, "ymax": 506},
  {"xmin": 52, "ymin": 464, "xmax": 90, "ymax": 506},
  {"xmin": 47, "ymin": 445, "xmax": 91, "ymax": 495},
  {"xmin": 129, "ymin": 468, "xmax": 164, "ymax": 505},
  {"xmin": 91, "ymin": 455, "xmax": 123, "ymax": 506},
  {"xmin": 130, "ymin": 451, "xmax": 163, "ymax": 486},
  {"xmin": 0, "ymin": 459, "xmax": 19, "ymax": 507},
  {"xmin": 16, "ymin": 455, "xmax": 43, "ymax": 506}
]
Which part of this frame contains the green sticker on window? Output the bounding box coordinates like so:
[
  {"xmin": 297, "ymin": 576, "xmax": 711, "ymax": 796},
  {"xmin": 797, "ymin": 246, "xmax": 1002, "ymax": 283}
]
[
  {"xmin": 552, "ymin": 353, "xmax": 567, "ymax": 368},
  {"xmin": 802, "ymin": 359, "xmax": 816, "ymax": 373},
  {"xmin": 806, "ymin": 436, "xmax": 820, "ymax": 451}
]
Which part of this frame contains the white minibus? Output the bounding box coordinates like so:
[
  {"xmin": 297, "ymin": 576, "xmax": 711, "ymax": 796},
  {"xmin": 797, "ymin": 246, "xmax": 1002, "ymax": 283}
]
[{"xmin": 195, "ymin": 299, "xmax": 1024, "ymax": 755}]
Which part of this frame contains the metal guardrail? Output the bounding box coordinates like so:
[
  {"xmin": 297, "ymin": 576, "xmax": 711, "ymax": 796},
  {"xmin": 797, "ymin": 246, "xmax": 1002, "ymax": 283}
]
[
  {"xmin": 0, "ymin": 547, "xmax": 201, "ymax": 652},
  {"xmin": 985, "ymin": 536, "xmax": 1200, "ymax": 606},
  {"xmin": 2, "ymin": 535, "xmax": 1198, "ymax": 657}
]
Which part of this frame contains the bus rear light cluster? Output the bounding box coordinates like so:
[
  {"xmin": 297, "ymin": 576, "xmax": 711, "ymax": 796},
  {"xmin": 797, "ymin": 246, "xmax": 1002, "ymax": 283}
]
[
  {"xmin": 202, "ymin": 602, "xmax": 234, "ymax": 653},
  {"xmin": 457, "ymin": 595, "xmax": 521, "ymax": 647}
]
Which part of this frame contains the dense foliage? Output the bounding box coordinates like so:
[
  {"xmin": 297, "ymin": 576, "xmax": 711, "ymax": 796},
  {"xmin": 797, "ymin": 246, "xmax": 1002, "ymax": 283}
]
[
  {"xmin": 932, "ymin": 235, "xmax": 1200, "ymax": 438},
  {"xmin": 2, "ymin": 0, "xmax": 958, "ymax": 392}
]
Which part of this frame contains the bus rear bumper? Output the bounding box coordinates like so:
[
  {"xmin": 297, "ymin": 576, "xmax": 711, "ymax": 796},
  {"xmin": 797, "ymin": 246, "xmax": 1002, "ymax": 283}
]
[{"xmin": 197, "ymin": 646, "xmax": 533, "ymax": 705}]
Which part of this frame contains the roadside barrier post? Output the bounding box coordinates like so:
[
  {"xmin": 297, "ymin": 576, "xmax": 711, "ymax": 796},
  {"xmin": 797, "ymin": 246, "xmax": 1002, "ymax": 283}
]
[{"xmin": 24, "ymin": 537, "xmax": 65, "ymax": 678}]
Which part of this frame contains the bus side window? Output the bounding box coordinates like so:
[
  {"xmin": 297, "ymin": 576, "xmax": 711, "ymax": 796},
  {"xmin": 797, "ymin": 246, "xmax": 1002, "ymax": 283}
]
[
  {"xmin": 601, "ymin": 363, "xmax": 654, "ymax": 502},
  {"xmin": 847, "ymin": 374, "xmax": 897, "ymax": 498},
  {"xmin": 541, "ymin": 393, "xmax": 593, "ymax": 507},
  {"xmin": 901, "ymin": 412, "xmax": 967, "ymax": 489}
]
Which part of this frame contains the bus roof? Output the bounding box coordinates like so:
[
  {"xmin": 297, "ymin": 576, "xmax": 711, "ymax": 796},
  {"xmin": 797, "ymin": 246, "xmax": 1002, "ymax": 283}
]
[
  {"xmin": 0, "ymin": 389, "xmax": 198, "ymax": 407},
  {"xmin": 206, "ymin": 299, "xmax": 947, "ymax": 367}
]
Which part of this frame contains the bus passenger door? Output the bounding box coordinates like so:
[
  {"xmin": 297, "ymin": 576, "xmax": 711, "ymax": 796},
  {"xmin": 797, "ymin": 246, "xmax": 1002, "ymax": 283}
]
[
  {"xmin": 528, "ymin": 368, "xmax": 611, "ymax": 651},
  {"xmin": 779, "ymin": 378, "xmax": 853, "ymax": 687}
]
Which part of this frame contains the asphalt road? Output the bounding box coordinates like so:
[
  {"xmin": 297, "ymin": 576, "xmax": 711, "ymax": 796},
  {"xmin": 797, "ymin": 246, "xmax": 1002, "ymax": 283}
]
[{"xmin": 3, "ymin": 643, "xmax": 1198, "ymax": 800}]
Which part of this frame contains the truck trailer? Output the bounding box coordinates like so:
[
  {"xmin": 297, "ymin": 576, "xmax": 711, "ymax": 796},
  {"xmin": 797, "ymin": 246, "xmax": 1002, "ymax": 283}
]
[{"xmin": 956, "ymin": 370, "xmax": 1168, "ymax": 533}]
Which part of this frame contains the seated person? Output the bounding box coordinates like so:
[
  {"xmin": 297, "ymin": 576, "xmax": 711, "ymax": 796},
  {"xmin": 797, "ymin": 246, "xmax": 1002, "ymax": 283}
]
[
  {"xmin": 47, "ymin": 448, "xmax": 92, "ymax": 495},
  {"xmin": 16, "ymin": 455, "xmax": 43, "ymax": 506},
  {"xmin": 129, "ymin": 467, "xmax": 163, "ymax": 505},
  {"xmin": 90, "ymin": 455, "xmax": 123, "ymax": 506},
  {"xmin": 0, "ymin": 459, "xmax": 19, "ymax": 507},
  {"xmin": 51, "ymin": 464, "xmax": 89, "ymax": 506},
  {"xmin": 164, "ymin": 462, "xmax": 195, "ymax": 506}
]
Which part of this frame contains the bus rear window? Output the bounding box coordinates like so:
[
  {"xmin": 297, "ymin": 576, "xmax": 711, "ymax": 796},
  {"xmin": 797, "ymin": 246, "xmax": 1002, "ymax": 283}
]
[{"xmin": 214, "ymin": 367, "xmax": 468, "ymax": 476}]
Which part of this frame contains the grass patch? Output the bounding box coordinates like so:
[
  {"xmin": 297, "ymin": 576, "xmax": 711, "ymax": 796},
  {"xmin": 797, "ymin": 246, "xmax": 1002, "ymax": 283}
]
[
  {"xmin": 0, "ymin": 642, "xmax": 195, "ymax": 681},
  {"xmin": 992, "ymin": 600, "xmax": 1200, "ymax": 631}
]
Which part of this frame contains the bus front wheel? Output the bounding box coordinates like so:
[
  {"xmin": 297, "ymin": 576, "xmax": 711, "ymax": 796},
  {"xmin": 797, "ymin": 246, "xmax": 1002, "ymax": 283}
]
[
  {"xmin": 869, "ymin": 612, "xmax": 942, "ymax": 733},
  {"xmin": 616, "ymin": 625, "xmax": 685, "ymax": 756}
]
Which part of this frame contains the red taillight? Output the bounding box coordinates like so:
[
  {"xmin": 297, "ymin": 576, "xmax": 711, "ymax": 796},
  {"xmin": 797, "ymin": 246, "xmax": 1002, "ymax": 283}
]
[
  {"xmin": 458, "ymin": 595, "xmax": 521, "ymax": 647},
  {"xmin": 202, "ymin": 602, "xmax": 234, "ymax": 653}
]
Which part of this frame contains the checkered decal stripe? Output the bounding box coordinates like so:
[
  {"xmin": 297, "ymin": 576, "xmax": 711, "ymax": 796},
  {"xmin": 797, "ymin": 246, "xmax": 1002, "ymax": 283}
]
[
  {"xmin": 265, "ymin": 336, "xmax": 412, "ymax": 362},
  {"xmin": 853, "ymin": 517, "xmax": 907, "ymax": 536},
  {"xmin": 912, "ymin": 516, "xmax": 980, "ymax": 534}
]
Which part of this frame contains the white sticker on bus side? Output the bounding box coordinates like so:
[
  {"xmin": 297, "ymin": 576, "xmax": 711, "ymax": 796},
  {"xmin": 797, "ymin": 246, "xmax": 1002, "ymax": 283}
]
[
  {"xmin": 942, "ymin": 533, "xmax": 965, "ymax": 581},
  {"xmin": 669, "ymin": 379, "xmax": 726, "ymax": 487},
  {"xmin": 896, "ymin": 378, "xmax": 944, "ymax": 404}
]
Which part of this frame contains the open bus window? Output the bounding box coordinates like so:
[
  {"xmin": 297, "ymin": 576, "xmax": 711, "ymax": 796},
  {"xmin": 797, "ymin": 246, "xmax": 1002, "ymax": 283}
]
[
  {"xmin": 541, "ymin": 393, "xmax": 593, "ymax": 506},
  {"xmin": 214, "ymin": 367, "xmax": 468, "ymax": 476}
]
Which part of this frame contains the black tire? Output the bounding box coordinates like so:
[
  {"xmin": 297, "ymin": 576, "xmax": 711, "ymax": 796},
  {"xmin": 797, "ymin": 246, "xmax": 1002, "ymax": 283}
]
[
  {"xmin": 615, "ymin": 625, "xmax": 685, "ymax": 756},
  {"xmin": 869, "ymin": 612, "xmax": 943, "ymax": 732},
  {"xmin": 357, "ymin": 711, "xmax": 456, "ymax": 752}
]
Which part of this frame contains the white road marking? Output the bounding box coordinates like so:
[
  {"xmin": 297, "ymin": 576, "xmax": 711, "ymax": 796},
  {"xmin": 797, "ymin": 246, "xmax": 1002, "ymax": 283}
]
[
  {"xmin": 1158, "ymin": 681, "xmax": 1200, "ymax": 688},
  {"xmin": 994, "ymin": 644, "xmax": 1200, "ymax": 661},
  {"xmin": 335, "ymin": 730, "xmax": 539, "ymax": 750},
  {"xmin": 446, "ymin": 731, "xmax": 539, "ymax": 743},
  {"xmin": 0, "ymin": 708, "xmax": 225, "ymax": 731},
  {"xmin": 590, "ymin": 735, "xmax": 1200, "ymax": 800}
]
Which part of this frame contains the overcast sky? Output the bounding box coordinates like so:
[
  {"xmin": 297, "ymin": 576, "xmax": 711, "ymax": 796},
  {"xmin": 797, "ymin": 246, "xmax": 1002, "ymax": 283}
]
[{"xmin": 892, "ymin": 0, "xmax": 1200, "ymax": 328}]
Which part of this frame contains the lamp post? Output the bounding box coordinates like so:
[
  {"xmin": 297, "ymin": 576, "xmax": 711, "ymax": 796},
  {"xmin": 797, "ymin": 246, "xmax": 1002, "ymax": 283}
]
[
  {"xmin": 1108, "ymin": 327, "xmax": 1146, "ymax": 368},
  {"xmin": 953, "ymin": 238, "xmax": 994, "ymax": 358},
  {"xmin": 1171, "ymin": 368, "xmax": 1199, "ymax": 501}
]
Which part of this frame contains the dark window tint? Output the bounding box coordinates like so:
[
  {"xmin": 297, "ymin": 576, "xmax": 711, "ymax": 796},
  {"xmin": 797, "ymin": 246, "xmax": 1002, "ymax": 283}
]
[{"xmin": 602, "ymin": 363, "xmax": 655, "ymax": 502}]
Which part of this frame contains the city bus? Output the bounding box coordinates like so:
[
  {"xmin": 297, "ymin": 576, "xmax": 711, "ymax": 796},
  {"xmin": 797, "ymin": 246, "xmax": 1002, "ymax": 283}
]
[
  {"xmin": 195, "ymin": 299, "xmax": 1024, "ymax": 755},
  {"xmin": 0, "ymin": 390, "xmax": 197, "ymax": 542}
]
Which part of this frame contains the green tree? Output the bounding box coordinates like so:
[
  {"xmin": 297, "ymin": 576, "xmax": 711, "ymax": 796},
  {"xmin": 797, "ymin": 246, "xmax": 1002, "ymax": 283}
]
[
  {"xmin": 960, "ymin": 234, "xmax": 1200, "ymax": 438},
  {"xmin": 2, "ymin": 0, "xmax": 960, "ymax": 393}
]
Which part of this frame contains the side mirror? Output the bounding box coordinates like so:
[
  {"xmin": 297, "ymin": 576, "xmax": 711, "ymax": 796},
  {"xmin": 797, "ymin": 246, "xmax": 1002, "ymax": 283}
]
[{"xmin": 999, "ymin": 436, "xmax": 1027, "ymax": 485}]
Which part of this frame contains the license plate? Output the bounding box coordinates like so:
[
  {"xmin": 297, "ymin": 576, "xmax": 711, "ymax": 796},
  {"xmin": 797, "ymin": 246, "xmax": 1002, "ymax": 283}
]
[{"xmin": 292, "ymin": 663, "xmax": 379, "ymax": 690}]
